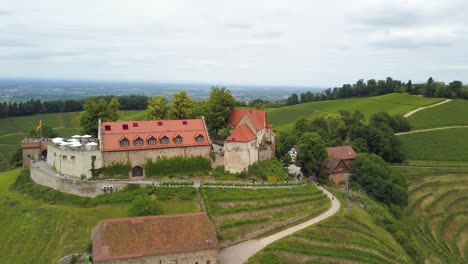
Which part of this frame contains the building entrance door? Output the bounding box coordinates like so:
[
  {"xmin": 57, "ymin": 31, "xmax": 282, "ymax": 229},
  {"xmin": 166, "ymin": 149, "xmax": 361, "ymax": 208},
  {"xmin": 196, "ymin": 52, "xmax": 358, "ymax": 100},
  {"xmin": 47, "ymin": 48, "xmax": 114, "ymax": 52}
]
[{"xmin": 132, "ymin": 166, "xmax": 143, "ymax": 177}]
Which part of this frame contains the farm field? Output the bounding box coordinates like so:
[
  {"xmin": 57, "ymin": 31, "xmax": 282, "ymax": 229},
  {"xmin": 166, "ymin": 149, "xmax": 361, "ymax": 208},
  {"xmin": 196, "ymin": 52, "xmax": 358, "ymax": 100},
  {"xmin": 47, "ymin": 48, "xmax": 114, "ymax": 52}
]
[
  {"xmin": 201, "ymin": 185, "xmax": 330, "ymax": 247},
  {"xmin": 397, "ymin": 167, "xmax": 468, "ymax": 263},
  {"xmin": 247, "ymin": 189, "xmax": 412, "ymax": 264},
  {"xmin": 397, "ymin": 127, "xmax": 468, "ymax": 166},
  {"xmin": 266, "ymin": 93, "xmax": 443, "ymax": 131},
  {"xmin": 0, "ymin": 110, "xmax": 145, "ymax": 168},
  {"xmin": 407, "ymin": 99, "xmax": 468, "ymax": 129},
  {"xmin": 0, "ymin": 169, "xmax": 199, "ymax": 264}
]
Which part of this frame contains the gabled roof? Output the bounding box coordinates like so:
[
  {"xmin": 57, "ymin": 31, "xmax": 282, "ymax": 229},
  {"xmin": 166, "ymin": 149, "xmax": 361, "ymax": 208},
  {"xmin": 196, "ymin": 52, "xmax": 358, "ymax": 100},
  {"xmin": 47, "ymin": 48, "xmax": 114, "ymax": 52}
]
[
  {"xmin": 226, "ymin": 123, "xmax": 257, "ymax": 142},
  {"xmin": 327, "ymin": 146, "xmax": 357, "ymax": 160},
  {"xmin": 101, "ymin": 119, "xmax": 209, "ymax": 151},
  {"xmin": 229, "ymin": 109, "xmax": 266, "ymax": 131},
  {"xmin": 92, "ymin": 213, "xmax": 217, "ymax": 262},
  {"xmin": 323, "ymin": 156, "xmax": 349, "ymax": 174}
]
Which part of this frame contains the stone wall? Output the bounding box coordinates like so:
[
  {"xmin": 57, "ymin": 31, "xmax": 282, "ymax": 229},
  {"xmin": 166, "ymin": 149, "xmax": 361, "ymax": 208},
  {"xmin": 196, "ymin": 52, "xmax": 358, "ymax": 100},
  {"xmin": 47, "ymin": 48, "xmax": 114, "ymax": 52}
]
[
  {"xmin": 30, "ymin": 162, "xmax": 126, "ymax": 198},
  {"xmin": 95, "ymin": 249, "xmax": 217, "ymax": 264},
  {"xmin": 21, "ymin": 139, "xmax": 50, "ymax": 168},
  {"xmin": 47, "ymin": 144, "xmax": 102, "ymax": 179},
  {"xmin": 224, "ymin": 140, "xmax": 258, "ymax": 173},
  {"xmin": 258, "ymin": 144, "xmax": 275, "ymax": 161},
  {"xmin": 102, "ymin": 146, "xmax": 211, "ymax": 177}
]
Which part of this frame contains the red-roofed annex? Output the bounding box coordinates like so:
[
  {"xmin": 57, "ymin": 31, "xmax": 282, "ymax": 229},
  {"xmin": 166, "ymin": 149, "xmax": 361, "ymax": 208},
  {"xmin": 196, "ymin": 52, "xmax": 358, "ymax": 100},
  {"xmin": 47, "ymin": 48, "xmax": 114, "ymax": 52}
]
[
  {"xmin": 99, "ymin": 118, "xmax": 211, "ymax": 177},
  {"xmin": 92, "ymin": 212, "xmax": 218, "ymax": 264}
]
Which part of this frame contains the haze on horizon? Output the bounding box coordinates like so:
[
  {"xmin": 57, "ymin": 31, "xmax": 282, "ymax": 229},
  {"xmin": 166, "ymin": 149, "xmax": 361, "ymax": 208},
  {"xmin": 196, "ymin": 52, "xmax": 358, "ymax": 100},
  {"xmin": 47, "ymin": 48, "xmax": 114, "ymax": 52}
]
[{"xmin": 1, "ymin": 0, "xmax": 468, "ymax": 87}]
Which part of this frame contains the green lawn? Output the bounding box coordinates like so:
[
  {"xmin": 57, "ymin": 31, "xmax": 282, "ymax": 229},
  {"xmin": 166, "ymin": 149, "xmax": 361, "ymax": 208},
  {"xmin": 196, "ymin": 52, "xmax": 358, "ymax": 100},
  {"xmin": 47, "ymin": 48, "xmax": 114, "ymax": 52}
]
[
  {"xmin": 398, "ymin": 127, "xmax": 468, "ymax": 166},
  {"xmin": 202, "ymin": 185, "xmax": 330, "ymax": 246},
  {"xmin": 267, "ymin": 93, "xmax": 443, "ymax": 131},
  {"xmin": 397, "ymin": 167, "xmax": 468, "ymax": 263},
  {"xmin": 247, "ymin": 189, "xmax": 413, "ymax": 264},
  {"xmin": 0, "ymin": 169, "xmax": 199, "ymax": 263},
  {"xmin": 407, "ymin": 100, "xmax": 468, "ymax": 129}
]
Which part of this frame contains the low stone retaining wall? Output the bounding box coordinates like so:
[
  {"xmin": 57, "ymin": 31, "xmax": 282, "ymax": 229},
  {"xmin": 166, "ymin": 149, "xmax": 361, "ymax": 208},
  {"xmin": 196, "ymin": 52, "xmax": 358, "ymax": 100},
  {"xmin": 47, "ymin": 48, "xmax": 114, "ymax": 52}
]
[
  {"xmin": 29, "ymin": 161, "xmax": 308, "ymax": 198},
  {"xmin": 30, "ymin": 164, "xmax": 127, "ymax": 198}
]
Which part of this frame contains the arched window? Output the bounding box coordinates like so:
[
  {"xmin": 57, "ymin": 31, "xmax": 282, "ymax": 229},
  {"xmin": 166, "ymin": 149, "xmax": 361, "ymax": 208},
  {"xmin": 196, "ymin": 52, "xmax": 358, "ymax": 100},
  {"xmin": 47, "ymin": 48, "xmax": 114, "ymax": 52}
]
[
  {"xmin": 147, "ymin": 137, "xmax": 156, "ymax": 145},
  {"xmin": 160, "ymin": 136, "xmax": 169, "ymax": 144},
  {"xmin": 134, "ymin": 137, "xmax": 143, "ymax": 146},
  {"xmin": 120, "ymin": 138, "xmax": 129, "ymax": 147},
  {"xmin": 174, "ymin": 136, "xmax": 183, "ymax": 144},
  {"xmin": 196, "ymin": 135, "xmax": 204, "ymax": 142}
]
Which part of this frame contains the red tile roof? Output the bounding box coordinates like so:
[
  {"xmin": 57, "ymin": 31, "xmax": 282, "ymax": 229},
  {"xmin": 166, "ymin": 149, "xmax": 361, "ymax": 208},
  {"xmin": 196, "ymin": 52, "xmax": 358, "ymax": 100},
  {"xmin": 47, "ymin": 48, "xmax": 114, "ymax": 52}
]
[
  {"xmin": 226, "ymin": 123, "xmax": 257, "ymax": 142},
  {"xmin": 229, "ymin": 109, "xmax": 266, "ymax": 131},
  {"xmin": 92, "ymin": 213, "xmax": 217, "ymax": 262},
  {"xmin": 101, "ymin": 119, "xmax": 209, "ymax": 152},
  {"xmin": 327, "ymin": 146, "xmax": 357, "ymax": 160}
]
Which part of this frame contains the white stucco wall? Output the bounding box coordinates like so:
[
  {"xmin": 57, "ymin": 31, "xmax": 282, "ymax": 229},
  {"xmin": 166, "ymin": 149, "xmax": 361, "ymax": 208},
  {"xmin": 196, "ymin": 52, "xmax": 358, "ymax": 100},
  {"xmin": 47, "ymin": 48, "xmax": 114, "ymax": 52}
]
[
  {"xmin": 224, "ymin": 140, "xmax": 258, "ymax": 173},
  {"xmin": 47, "ymin": 144, "xmax": 103, "ymax": 179}
]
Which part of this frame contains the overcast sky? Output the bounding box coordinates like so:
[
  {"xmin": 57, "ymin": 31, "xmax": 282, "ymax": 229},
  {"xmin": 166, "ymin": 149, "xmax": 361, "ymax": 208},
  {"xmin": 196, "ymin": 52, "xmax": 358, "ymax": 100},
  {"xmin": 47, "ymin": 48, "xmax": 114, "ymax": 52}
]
[{"xmin": 1, "ymin": 0, "xmax": 467, "ymax": 86}]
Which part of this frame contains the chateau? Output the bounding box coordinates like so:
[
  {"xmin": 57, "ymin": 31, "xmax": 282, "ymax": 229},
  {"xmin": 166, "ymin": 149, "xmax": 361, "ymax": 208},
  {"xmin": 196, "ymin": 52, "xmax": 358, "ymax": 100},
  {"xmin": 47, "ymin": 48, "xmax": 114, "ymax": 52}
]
[{"xmin": 22, "ymin": 110, "xmax": 277, "ymax": 178}]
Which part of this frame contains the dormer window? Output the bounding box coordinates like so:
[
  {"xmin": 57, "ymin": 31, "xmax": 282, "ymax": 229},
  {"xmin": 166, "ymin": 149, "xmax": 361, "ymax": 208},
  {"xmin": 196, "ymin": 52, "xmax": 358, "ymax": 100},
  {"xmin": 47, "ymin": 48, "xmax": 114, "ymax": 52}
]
[
  {"xmin": 148, "ymin": 137, "xmax": 156, "ymax": 145},
  {"xmin": 160, "ymin": 136, "xmax": 169, "ymax": 144},
  {"xmin": 134, "ymin": 137, "xmax": 143, "ymax": 146},
  {"xmin": 174, "ymin": 136, "xmax": 183, "ymax": 144},
  {"xmin": 196, "ymin": 135, "xmax": 204, "ymax": 142},
  {"xmin": 120, "ymin": 138, "xmax": 129, "ymax": 147}
]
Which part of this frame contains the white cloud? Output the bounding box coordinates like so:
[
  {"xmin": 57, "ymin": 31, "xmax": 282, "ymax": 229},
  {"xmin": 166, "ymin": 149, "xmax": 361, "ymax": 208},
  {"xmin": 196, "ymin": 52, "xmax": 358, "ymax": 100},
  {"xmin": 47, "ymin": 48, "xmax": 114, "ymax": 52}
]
[{"xmin": 0, "ymin": 0, "xmax": 467, "ymax": 86}]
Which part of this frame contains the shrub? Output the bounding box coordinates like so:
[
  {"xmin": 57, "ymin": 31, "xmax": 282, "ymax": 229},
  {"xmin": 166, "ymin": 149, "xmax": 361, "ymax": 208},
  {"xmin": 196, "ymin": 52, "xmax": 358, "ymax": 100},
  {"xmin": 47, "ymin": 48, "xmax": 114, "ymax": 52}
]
[
  {"xmin": 178, "ymin": 187, "xmax": 196, "ymax": 200},
  {"xmin": 212, "ymin": 166, "xmax": 237, "ymax": 180},
  {"xmin": 93, "ymin": 162, "xmax": 131, "ymax": 179},
  {"xmin": 248, "ymin": 159, "xmax": 289, "ymax": 181},
  {"xmin": 129, "ymin": 195, "xmax": 162, "ymax": 216},
  {"xmin": 144, "ymin": 156, "xmax": 211, "ymax": 177}
]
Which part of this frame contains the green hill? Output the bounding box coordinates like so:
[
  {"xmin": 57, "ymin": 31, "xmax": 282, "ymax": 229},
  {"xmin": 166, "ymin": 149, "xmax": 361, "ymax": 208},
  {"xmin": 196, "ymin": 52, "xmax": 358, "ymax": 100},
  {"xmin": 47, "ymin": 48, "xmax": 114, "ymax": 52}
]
[
  {"xmin": 396, "ymin": 167, "xmax": 468, "ymax": 263},
  {"xmin": 267, "ymin": 93, "xmax": 443, "ymax": 130},
  {"xmin": 397, "ymin": 127, "xmax": 468, "ymax": 166},
  {"xmin": 407, "ymin": 99, "xmax": 468, "ymax": 129},
  {"xmin": 0, "ymin": 169, "xmax": 199, "ymax": 263},
  {"xmin": 0, "ymin": 110, "xmax": 145, "ymax": 168},
  {"xmin": 247, "ymin": 189, "xmax": 414, "ymax": 264}
]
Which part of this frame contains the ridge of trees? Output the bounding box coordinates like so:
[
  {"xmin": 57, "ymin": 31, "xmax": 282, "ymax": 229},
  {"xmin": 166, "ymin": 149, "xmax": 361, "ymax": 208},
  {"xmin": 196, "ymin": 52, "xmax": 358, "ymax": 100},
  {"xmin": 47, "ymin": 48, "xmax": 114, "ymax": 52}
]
[
  {"xmin": 286, "ymin": 77, "xmax": 468, "ymax": 105},
  {"xmin": 0, "ymin": 95, "xmax": 148, "ymax": 119}
]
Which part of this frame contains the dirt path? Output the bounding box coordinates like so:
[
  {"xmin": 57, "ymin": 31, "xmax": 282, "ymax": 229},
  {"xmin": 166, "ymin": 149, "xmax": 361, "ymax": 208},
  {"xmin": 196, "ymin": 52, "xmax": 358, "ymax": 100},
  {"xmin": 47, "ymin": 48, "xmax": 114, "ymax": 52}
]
[
  {"xmin": 395, "ymin": 125, "xmax": 468, "ymax": 136},
  {"xmin": 217, "ymin": 186, "xmax": 340, "ymax": 264},
  {"xmin": 403, "ymin": 99, "xmax": 451, "ymax": 118}
]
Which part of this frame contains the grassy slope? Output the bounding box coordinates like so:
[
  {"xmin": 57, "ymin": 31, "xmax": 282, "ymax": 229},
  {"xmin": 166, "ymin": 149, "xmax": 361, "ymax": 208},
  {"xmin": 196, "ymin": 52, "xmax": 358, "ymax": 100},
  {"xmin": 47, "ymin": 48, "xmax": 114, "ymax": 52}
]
[
  {"xmin": 202, "ymin": 185, "xmax": 330, "ymax": 247},
  {"xmin": 0, "ymin": 110, "xmax": 145, "ymax": 167},
  {"xmin": 408, "ymin": 99, "xmax": 468, "ymax": 129},
  {"xmin": 247, "ymin": 188, "xmax": 412, "ymax": 264},
  {"xmin": 395, "ymin": 167, "xmax": 468, "ymax": 263},
  {"xmin": 0, "ymin": 169, "xmax": 199, "ymax": 263},
  {"xmin": 398, "ymin": 127, "xmax": 468, "ymax": 166},
  {"xmin": 267, "ymin": 93, "xmax": 443, "ymax": 131}
]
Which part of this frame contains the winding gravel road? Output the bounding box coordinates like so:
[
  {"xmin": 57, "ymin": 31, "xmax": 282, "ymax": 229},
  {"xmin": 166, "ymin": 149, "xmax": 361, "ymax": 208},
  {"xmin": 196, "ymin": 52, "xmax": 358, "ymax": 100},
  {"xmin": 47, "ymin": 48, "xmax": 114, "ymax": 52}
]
[{"xmin": 217, "ymin": 185, "xmax": 341, "ymax": 264}]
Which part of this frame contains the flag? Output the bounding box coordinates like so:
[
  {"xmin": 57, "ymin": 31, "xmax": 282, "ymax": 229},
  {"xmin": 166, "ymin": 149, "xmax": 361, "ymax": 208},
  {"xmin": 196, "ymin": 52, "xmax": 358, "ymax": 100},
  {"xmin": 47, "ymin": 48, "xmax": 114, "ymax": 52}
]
[{"xmin": 36, "ymin": 120, "xmax": 42, "ymax": 131}]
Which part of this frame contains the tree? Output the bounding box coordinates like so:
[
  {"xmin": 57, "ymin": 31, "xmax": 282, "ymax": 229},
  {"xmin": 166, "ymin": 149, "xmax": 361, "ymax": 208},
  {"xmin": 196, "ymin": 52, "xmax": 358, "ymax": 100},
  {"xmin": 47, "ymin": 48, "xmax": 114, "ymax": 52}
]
[
  {"xmin": 351, "ymin": 153, "xmax": 408, "ymax": 206},
  {"xmin": 29, "ymin": 125, "xmax": 58, "ymax": 138},
  {"xmin": 146, "ymin": 96, "xmax": 170, "ymax": 120},
  {"xmin": 168, "ymin": 91, "xmax": 195, "ymax": 119},
  {"xmin": 287, "ymin": 93, "xmax": 299, "ymax": 105},
  {"xmin": 406, "ymin": 80, "xmax": 413, "ymax": 94},
  {"xmin": 448, "ymin": 80, "xmax": 463, "ymax": 97},
  {"xmin": 282, "ymin": 152, "xmax": 293, "ymax": 166},
  {"xmin": 129, "ymin": 195, "xmax": 163, "ymax": 216},
  {"xmin": 296, "ymin": 132, "xmax": 327, "ymax": 176},
  {"xmin": 205, "ymin": 87, "xmax": 236, "ymax": 134},
  {"xmin": 80, "ymin": 97, "xmax": 120, "ymax": 136}
]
